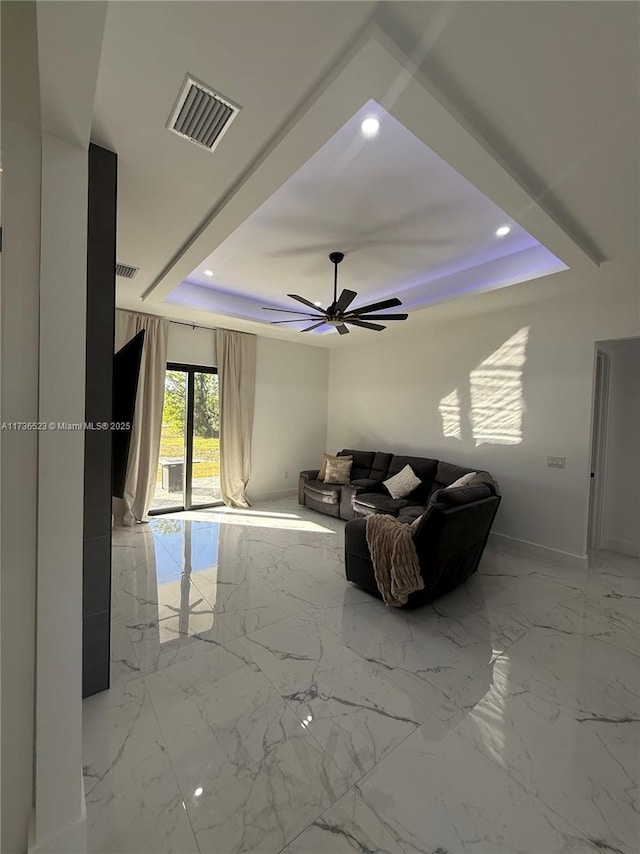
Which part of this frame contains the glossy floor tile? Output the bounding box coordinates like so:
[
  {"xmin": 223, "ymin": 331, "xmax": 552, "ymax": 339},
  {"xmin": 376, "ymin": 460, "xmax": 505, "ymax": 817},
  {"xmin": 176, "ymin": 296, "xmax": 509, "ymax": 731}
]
[
  {"xmin": 83, "ymin": 498, "xmax": 640, "ymax": 853},
  {"xmin": 281, "ymin": 788, "xmax": 404, "ymax": 854},
  {"xmin": 83, "ymin": 680, "xmax": 199, "ymax": 854},
  {"xmin": 144, "ymin": 640, "xmax": 348, "ymax": 854}
]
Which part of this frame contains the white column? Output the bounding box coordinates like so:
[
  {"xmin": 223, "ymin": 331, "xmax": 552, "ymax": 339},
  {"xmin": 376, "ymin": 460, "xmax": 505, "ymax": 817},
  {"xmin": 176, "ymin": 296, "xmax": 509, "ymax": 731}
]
[
  {"xmin": 29, "ymin": 133, "xmax": 88, "ymax": 854},
  {"xmin": 0, "ymin": 4, "xmax": 42, "ymax": 852}
]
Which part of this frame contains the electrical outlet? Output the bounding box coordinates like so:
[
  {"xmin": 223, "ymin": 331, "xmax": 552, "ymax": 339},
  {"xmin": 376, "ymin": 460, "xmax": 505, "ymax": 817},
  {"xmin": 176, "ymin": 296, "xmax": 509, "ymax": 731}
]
[
  {"xmin": 547, "ymin": 456, "xmax": 566, "ymax": 469},
  {"xmin": 284, "ymin": 470, "xmax": 289, "ymax": 479}
]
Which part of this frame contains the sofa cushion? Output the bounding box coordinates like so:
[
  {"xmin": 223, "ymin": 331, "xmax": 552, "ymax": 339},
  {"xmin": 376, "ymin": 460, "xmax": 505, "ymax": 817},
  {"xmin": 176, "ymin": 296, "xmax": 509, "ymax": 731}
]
[
  {"xmin": 383, "ymin": 464, "xmax": 422, "ymax": 499},
  {"xmin": 340, "ymin": 450, "xmax": 393, "ymax": 482},
  {"xmin": 386, "ymin": 455, "xmax": 437, "ymax": 503},
  {"xmin": 398, "ymin": 505, "xmax": 428, "ymax": 525},
  {"xmin": 304, "ymin": 479, "xmax": 341, "ymax": 504},
  {"xmin": 339, "ymin": 449, "xmax": 375, "ymax": 480},
  {"xmin": 370, "ymin": 452, "xmax": 394, "ymax": 482},
  {"xmin": 350, "ymin": 478, "xmax": 382, "ymax": 491},
  {"xmin": 353, "ymin": 492, "xmax": 412, "ymax": 516}
]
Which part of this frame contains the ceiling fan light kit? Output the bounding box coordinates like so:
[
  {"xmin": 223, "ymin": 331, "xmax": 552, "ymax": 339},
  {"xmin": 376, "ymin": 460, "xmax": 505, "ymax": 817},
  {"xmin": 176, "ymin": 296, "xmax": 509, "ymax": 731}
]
[{"xmin": 264, "ymin": 251, "xmax": 408, "ymax": 334}]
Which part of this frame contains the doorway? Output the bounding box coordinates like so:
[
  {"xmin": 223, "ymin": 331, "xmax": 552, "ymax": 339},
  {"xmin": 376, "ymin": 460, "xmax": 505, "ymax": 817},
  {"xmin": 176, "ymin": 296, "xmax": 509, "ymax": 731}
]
[
  {"xmin": 150, "ymin": 362, "xmax": 222, "ymax": 514},
  {"xmin": 587, "ymin": 349, "xmax": 610, "ymax": 549},
  {"xmin": 588, "ymin": 337, "xmax": 640, "ymax": 556}
]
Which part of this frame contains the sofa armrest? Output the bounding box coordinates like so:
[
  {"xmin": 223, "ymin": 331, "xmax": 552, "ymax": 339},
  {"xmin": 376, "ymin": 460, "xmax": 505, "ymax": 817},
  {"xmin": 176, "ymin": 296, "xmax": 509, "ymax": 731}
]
[
  {"xmin": 298, "ymin": 469, "xmax": 320, "ymax": 505},
  {"xmin": 430, "ymin": 484, "xmax": 494, "ymax": 508},
  {"xmin": 340, "ymin": 479, "xmax": 381, "ymax": 520}
]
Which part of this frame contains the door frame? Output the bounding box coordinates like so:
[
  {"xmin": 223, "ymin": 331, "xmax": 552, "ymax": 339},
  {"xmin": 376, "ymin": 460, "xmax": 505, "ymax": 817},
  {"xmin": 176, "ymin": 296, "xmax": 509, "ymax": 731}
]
[
  {"xmin": 150, "ymin": 361, "xmax": 221, "ymax": 515},
  {"xmin": 587, "ymin": 348, "xmax": 610, "ymax": 549}
]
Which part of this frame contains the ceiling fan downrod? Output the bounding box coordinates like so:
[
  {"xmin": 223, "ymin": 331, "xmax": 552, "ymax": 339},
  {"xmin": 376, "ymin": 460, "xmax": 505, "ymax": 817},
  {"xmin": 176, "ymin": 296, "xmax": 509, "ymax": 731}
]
[{"xmin": 328, "ymin": 251, "xmax": 344, "ymax": 310}]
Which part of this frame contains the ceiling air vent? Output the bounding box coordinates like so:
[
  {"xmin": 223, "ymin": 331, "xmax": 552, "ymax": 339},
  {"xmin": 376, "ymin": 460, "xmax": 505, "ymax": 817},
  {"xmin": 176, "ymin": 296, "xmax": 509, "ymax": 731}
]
[
  {"xmin": 115, "ymin": 263, "xmax": 139, "ymax": 279},
  {"xmin": 167, "ymin": 75, "xmax": 241, "ymax": 152}
]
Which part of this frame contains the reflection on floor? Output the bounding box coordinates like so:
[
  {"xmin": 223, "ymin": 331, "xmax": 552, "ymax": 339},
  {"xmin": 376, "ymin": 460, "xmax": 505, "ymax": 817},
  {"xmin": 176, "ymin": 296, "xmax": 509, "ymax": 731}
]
[{"xmin": 83, "ymin": 498, "xmax": 640, "ymax": 854}]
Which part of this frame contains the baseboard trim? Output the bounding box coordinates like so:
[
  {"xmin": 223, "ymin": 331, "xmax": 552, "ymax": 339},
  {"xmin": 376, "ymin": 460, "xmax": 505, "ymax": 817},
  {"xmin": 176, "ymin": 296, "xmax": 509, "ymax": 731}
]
[
  {"xmin": 28, "ymin": 811, "xmax": 86, "ymax": 854},
  {"xmin": 247, "ymin": 487, "xmax": 297, "ymax": 503},
  {"xmin": 488, "ymin": 531, "xmax": 588, "ymax": 569},
  {"xmin": 601, "ymin": 536, "xmax": 640, "ymax": 557}
]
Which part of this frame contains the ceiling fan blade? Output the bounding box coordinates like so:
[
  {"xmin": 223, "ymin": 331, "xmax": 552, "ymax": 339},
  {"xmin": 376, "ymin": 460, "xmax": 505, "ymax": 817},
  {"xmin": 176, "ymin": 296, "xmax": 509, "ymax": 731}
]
[
  {"xmin": 334, "ymin": 289, "xmax": 357, "ymax": 313},
  {"xmin": 302, "ymin": 321, "xmax": 327, "ymax": 332},
  {"xmin": 355, "ymin": 313, "xmax": 408, "ymax": 321},
  {"xmin": 265, "ymin": 243, "xmax": 333, "ymax": 258},
  {"xmin": 287, "ymin": 294, "xmax": 321, "ymax": 311},
  {"xmin": 344, "ymin": 297, "xmax": 402, "ymax": 315},
  {"xmin": 346, "ymin": 319, "xmax": 386, "ymax": 331},
  {"xmin": 271, "ymin": 317, "xmax": 325, "ymax": 324},
  {"xmin": 336, "ymin": 324, "xmax": 350, "ymax": 335},
  {"xmin": 262, "ymin": 307, "xmax": 321, "ymax": 316}
]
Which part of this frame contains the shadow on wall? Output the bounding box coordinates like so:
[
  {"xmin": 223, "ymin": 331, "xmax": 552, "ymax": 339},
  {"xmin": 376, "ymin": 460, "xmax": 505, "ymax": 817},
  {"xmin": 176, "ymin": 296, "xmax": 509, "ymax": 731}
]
[{"xmin": 438, "ymin": 327, "xmax": 530, "ymax": 446}]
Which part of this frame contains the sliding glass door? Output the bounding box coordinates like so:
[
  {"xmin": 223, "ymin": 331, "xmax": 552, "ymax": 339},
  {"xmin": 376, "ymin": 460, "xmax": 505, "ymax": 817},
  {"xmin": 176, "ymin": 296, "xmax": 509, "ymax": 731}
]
[
  {"xmin": 191, "ymin": 370, "xmax": 221, "ymax": 507},
  {"xmin": 151, "ymin": 363, "xmax": 221, "ymax": 514}
]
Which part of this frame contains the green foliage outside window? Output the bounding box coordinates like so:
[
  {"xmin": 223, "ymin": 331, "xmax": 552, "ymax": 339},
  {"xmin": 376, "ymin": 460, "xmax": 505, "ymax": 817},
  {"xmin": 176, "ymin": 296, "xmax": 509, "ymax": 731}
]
[
  {"xmin": 163, "ymin": 370, "xmax": 219, "ymax": 437},
  {"xmin": 157, "ymin": 369, "xmax": 221, "ymax": 484}
]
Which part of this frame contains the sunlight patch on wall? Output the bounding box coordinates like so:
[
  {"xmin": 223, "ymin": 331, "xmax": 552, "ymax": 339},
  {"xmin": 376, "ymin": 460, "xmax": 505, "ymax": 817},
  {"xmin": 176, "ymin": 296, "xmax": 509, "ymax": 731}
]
[
  {"xmin": 439, "ymin": 389, "xmax": 462, "ymax": 440},
  {"xmin": 470, "ymin": 327, "xmax": 529, "ymax": 446}
]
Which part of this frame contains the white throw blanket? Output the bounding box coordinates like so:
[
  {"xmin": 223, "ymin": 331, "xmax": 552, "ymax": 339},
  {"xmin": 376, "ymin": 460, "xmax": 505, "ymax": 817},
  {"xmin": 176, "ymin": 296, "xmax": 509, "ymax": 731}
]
[{"xmin": 365, "ymin": 514, "xmax": 424, "ymax": 607}]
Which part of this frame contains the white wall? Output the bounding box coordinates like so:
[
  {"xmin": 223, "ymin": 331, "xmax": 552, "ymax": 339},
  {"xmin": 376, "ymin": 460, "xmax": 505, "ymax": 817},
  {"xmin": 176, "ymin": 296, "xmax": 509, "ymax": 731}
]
[
  {"xmin": 328, "ymin": 256, "xmax": 639, "ymax": 562},
  {"xmin": 249, "ymin": 337, "xmax": 329, "ymax": 500},
  {"xmin": 167, "ymin": 321, "xmax": 216, "ymax": 367},
  {"xmin": 602, "ymin": 338, "xmax": 640, "ymax": 556}
]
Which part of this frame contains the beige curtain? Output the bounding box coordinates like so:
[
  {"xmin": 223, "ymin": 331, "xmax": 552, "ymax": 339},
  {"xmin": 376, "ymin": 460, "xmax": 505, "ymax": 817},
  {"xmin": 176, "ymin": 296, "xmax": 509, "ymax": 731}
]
[
  {"xmin": 216, "ymin": 329, "xmax": 257, "ymax": 508},
  {"xmin": 114, "ymin": 310, "xmax": 169, "ymax": 525}
]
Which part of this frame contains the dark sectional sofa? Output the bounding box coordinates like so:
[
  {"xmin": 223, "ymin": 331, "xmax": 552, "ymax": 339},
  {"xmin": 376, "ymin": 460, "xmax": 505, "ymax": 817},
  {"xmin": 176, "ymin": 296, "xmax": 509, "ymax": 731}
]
[
  {"xmin": 298, "ymin": 449, "xmax": 496, "ymax": 522},
  {"xmin": 299, "ymin": 449, "xmax": 501, "ymax": 607}
]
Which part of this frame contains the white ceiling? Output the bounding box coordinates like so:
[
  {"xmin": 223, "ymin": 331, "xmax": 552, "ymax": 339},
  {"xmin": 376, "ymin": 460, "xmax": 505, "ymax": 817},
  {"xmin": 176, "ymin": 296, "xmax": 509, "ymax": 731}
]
[
  {"xmin": 90, "ymin": 2, "xmax": 639, "ymax": 346},
  {"xmin": 168, "ymin": 98, "xmax": 564, "ymax": 333}
]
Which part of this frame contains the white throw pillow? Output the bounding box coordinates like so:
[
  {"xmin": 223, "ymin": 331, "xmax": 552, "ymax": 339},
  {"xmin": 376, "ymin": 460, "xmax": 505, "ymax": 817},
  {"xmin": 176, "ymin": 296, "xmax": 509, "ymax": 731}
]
[
  {"xmin": 446, "ymin": 472, "xmax": 478, "ymax": 489},
  {"xmin": 384, "ymin": 465, "xmax": 421, "ymax": 499},
  {"xmin": 446, "ymin": 471, "xmax": 493, "ymax": 489}
]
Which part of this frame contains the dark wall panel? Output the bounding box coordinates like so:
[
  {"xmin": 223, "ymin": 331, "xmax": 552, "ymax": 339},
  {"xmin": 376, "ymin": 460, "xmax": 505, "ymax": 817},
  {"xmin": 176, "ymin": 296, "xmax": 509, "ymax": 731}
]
[{"xmin": 83, "ymin": 143, "xmax": 117, "ymax": 698}]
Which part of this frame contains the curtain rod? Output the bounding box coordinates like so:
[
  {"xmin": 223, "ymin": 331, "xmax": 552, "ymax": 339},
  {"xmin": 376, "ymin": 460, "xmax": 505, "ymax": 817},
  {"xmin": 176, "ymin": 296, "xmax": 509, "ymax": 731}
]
[
  {"xmin": 169, "ymin": 318, "xmax": 217, "ymax": 332},
  {"xmin": 117, "ymin": 308, "xmax": 217, "ymax": 332}
]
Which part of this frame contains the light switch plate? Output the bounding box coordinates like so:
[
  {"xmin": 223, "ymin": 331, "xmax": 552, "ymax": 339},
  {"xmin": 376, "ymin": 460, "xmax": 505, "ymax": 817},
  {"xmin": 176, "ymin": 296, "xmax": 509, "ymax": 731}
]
[{"xmin": 547, "ymin": 456, "xmax": 566, "ymax": 468}]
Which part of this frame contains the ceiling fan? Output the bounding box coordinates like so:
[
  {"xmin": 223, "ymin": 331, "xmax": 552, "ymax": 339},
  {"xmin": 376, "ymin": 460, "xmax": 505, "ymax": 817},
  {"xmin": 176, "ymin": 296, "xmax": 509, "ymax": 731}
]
[{"xmin": 263, "ymin": 251, "xmax": 408, "ymax": 335}]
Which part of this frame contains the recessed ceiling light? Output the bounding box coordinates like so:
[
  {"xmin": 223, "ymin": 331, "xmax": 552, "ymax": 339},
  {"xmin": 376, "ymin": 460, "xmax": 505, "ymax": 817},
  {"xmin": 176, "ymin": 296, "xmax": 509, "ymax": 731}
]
[
  {"xmin": 360, "ymin": 116, "xmax": 380, "ymax": 138},
  {"xmin": 495, "ymin": 225, "xmax": 511, "ymax": 237},
  {"xmin": 194, "ymin": 787, "xmax": 203, "ymax": 797},
  {"xmin": 203, "ymin": 269, "xmax": 214, "ymax": 277}
]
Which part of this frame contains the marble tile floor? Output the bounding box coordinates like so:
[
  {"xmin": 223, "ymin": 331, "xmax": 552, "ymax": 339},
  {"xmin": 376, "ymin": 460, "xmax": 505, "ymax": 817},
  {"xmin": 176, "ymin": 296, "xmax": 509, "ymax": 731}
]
[{"xmin": 83, "ymin": 497, "xmax": 640, "ymax": 854}]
